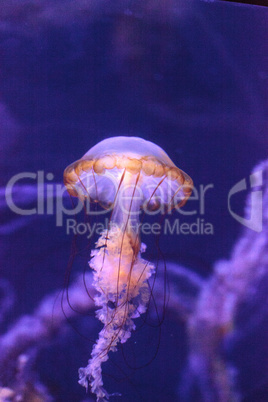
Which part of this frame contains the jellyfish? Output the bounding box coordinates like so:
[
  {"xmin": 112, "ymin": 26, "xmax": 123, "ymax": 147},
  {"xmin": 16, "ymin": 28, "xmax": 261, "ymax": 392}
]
[{"xmin": 63, "ymin": 136, "xmax": 193, "ymax": 401}]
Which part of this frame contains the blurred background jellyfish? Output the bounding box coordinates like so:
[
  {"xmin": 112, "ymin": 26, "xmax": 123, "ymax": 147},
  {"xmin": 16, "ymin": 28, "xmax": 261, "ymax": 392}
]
[{"xmin": 63, "ymin": 136, "xmax": 193, "ymax": 401}]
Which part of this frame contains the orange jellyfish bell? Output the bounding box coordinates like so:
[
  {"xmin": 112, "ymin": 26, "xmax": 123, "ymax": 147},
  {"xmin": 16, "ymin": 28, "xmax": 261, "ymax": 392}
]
[
  {"xmin": 64, "ymin": 136, "xmax": 193, "ymax": 206},
  {"xmin": 63, "ymin": 136, "xmax": 193, "ymax": 401},
  {"xmin": 64, "ymin": 136, "xmax": 193, "ymax": 232}
]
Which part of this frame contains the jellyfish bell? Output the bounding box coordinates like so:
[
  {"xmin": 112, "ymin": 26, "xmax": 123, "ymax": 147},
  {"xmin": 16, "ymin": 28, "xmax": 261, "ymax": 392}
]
[
  {"xmin": 64, "ymin": 136, "xmax": 193, "ymax": 231},
  {"xmin": 63, "ymin": 136, "xmax": 193, "ymax": 401}
]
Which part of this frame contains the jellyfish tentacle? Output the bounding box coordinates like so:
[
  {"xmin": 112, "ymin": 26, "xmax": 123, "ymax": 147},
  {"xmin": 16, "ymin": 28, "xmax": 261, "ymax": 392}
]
[
  {"xmin": 78, "ymin": 226, "xmax": 155, "ymax": 401},
  {"xmin": 115, "ymin": 171, "xmax": 141, "ymax": 308},
  {"xmin": 64, "ymin": 137, "xmax": 193, "ymax": 401}
]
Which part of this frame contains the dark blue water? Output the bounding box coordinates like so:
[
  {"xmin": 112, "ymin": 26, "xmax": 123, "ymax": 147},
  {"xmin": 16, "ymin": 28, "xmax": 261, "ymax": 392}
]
[{"xmin": 1, "ymin": 1, "xmax": 268, "ymax": 401}]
